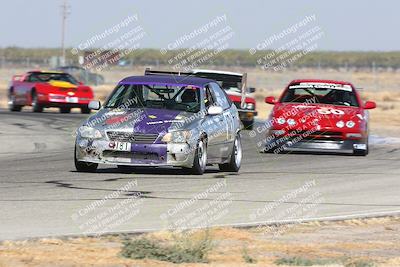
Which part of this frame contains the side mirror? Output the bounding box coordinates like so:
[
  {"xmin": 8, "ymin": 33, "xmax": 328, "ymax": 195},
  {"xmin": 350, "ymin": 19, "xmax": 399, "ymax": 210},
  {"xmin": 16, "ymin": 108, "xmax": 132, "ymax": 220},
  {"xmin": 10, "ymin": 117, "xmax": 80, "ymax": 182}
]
[
  {"xmin": 78, "ymin": 81, "xmax": 84, "ymax": 85},
  {"xmin": 364, "ymin": 101, "xmax": 376, "ymax": 109},
  {"xmin": 265, "ymin": 96, "xmax": 276, "ymax": 105},
  {"xmin": 207, "ymin": 105, "xmax": 223, "ymax": 115},
  {"xmin": 88, "ymin": 100, "xmax": 101, "ymax": 110},
  {"xmin": 248, "ymin": 87, "xmax": 256, "ymax": 93}
]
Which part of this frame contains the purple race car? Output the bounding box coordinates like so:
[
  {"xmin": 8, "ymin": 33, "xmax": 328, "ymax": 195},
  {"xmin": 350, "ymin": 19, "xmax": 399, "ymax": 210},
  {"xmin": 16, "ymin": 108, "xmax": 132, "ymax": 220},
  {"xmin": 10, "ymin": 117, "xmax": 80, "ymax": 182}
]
[{"xmin": 74, "ymin": 75, "xmax": 242, "ymax": 174}]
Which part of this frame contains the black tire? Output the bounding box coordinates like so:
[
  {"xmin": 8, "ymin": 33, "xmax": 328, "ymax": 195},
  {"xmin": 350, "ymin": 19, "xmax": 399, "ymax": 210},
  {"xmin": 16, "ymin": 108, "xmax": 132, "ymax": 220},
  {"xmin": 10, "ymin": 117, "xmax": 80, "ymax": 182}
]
[
  {"xmin": 242, "ymin": 120, "xmax": 254, "ymax": 130},
  {"xmin": 219, "ymin": 134, "xmax": 242, "ymax": 172},
  {"xmin": 31, "ymin": 91, "xmax": 43, "ymax": 113},
  {"xmin": 354, "ymin": 143, "xmax": 369, "ymax": 156},
  {"xmin": 8, "ymin": 91, "xmax": 22, "ymax": 112},
  {"xmin": 81, "ymin": 107, "xmax": 91, "ymax": 114},
  {"xmin": 74, "ymin": 147, "xmax": 98, "ymax": 172},
  {"xmin": 60, "ymin": 107, "xmax": 71, "ymax": 113},
  {"xmin": 188, "ymin": 138, "xmax": 207, "ymax": 175}
]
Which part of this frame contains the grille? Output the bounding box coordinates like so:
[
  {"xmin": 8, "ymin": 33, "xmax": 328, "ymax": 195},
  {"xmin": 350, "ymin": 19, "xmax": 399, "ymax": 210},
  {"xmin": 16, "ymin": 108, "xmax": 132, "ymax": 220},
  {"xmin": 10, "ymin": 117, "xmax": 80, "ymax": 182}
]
[
  {"xmin": 106, "ymin": 131, "xmax": 158, "ymax": 144},
  {"xmin": 289, "ymin": 130, "xmax": 343, "ymax": 141},
  {"xmin": 103, "ymin": 150, "xmax": 160, "ymax": 160},
  {"xmin": 295, "ymin": 131, "xmax": 342, "ymax": 136}
]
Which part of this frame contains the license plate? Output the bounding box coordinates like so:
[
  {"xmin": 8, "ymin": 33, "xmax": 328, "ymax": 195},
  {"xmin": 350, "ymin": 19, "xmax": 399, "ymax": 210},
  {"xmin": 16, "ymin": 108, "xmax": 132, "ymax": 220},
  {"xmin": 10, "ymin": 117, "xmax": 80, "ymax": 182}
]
[
  {"xmin": 66, "ymin": 97, "xmax": 78, "ymax": 103},
  {"xmin": 111, "ymin": 142, "xmax": 131, "ymax": 151}
]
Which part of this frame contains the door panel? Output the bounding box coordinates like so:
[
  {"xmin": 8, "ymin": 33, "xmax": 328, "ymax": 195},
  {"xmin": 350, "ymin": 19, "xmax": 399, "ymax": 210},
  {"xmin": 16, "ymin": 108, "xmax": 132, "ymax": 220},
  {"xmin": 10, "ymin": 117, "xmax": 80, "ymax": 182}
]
[{"xmin": 203, "ymin": 114, "xmax": 227, "ymax": 161}]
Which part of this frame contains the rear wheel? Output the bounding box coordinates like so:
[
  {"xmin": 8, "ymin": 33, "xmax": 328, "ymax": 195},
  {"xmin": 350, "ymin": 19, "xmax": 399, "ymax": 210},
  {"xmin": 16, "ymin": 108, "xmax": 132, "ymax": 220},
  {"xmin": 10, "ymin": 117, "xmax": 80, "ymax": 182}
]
[
  {"xmin": 8, "ymin": 91, "xmax": 22, "ymax": 112},
  {"xmin": 31, "ymin": 92, "xmax": 43, "ymax": 113},
  {"xmin": 74, "ymin": 146, "xmax": 98, "ymax": 172},
  {"xmin": 219, "ymin": 134, "xmax": 242, "ymax": 172},
  {"xmin": 188, "ymin": 139, "xmax": 207, "ymax": 175},
  {"xmin": 60, "ymin": 107, "xmax": 71, "ymax": 113}
]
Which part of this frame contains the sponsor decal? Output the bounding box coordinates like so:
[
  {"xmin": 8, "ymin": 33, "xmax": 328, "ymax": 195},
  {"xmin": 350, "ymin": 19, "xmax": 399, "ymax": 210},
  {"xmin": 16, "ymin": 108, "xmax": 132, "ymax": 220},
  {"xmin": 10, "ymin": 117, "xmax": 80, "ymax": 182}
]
[{"xmin": 289, "ymin": 82, "xmax": 352, "ymax": 91}]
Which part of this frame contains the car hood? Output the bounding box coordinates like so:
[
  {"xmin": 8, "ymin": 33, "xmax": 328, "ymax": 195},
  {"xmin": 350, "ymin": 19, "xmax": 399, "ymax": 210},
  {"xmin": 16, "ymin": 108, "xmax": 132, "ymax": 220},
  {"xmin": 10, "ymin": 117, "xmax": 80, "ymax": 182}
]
[
  {"xmin": 272, "ymin": 103, "xmax": 364, "ymax": 128},
  {"xmin": 86, "ymin": 108, "xmax": 201, "ymax": 134}
]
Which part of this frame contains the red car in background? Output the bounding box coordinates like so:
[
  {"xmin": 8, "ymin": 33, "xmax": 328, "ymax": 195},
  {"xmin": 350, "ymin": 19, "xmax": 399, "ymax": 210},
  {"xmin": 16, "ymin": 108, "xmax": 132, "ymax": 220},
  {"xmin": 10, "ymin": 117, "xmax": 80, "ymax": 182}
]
[
  {"xmin": 263, "ymin": 79, "xmax": 376, "ymax": 156},
  {"xmin": 8, "ymin": 70, "xmax": 94, "ymax": 113}
]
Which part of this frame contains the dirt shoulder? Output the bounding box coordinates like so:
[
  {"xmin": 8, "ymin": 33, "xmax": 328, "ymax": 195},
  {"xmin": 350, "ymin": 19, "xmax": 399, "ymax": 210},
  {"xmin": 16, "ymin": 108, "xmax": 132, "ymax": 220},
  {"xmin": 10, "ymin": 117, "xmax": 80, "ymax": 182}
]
[{"xmin": 1, "ymin": 216, "xmax": 399, "ymax": 267}]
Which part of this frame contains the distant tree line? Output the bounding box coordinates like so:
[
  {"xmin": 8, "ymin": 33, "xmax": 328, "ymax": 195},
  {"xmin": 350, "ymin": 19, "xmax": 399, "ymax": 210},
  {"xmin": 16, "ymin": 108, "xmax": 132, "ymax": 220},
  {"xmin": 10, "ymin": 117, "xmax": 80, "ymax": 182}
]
[{"xmin": 1, "ymin": 47, "xmax": 399, "ymax": 69}]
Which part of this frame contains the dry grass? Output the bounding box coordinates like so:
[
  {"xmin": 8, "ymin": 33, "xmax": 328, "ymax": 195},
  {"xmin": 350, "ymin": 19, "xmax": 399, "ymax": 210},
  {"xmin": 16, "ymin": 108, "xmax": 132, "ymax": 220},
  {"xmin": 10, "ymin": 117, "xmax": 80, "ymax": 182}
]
[{"xmin": 1, "ymin": 217, "xmax": 400, "ymax": 266}]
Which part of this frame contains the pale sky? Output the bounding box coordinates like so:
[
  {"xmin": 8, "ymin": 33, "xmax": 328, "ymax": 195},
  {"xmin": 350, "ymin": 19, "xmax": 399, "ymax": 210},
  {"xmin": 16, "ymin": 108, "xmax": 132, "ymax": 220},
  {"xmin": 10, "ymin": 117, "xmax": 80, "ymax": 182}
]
[{"xmin": 0, "ymin": 0, "xmax": 399, "ymax": 51}]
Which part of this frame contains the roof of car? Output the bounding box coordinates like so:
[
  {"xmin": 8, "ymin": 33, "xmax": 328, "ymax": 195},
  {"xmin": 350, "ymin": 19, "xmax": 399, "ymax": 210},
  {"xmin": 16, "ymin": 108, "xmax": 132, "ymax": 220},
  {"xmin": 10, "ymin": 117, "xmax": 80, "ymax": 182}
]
[
  {"xmin": 119, "ymin": 75, "xmax": 214, "ymax": 86},
  {"xmin": 290, "ymin": 79, "xmax": 353, "ymax": 86}
]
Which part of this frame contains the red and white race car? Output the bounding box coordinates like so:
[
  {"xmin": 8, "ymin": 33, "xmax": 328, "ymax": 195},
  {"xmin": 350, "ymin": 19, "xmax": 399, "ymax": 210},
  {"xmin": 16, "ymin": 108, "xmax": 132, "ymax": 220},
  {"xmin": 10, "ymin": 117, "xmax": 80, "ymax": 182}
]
[
  {"xmin": 8, "ymin": 70, "xmax": 94, "ymax": 113},
  {"xmin": 263, "ymin": 79, "xmax": 376, "ymax": 155}
]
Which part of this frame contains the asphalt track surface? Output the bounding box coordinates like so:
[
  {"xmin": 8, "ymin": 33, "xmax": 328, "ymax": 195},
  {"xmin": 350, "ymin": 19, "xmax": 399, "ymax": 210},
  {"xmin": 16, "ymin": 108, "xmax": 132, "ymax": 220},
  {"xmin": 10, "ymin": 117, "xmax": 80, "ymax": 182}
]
[{"xmin": 0, "ymin": 109, "xmax": 399, "ymax": 240}]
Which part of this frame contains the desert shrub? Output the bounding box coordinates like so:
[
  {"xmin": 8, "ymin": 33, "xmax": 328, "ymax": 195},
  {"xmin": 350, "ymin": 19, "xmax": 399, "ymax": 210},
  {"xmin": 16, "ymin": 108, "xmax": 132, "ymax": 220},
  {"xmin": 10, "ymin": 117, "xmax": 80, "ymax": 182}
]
[{"xmin": 120, "ymin": 232, "xmax": 213, "ymax": 264}]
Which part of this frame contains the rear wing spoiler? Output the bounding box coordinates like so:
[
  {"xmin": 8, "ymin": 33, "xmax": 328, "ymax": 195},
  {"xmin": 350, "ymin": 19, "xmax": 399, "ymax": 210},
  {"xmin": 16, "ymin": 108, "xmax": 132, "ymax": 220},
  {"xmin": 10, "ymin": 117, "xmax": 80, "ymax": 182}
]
[
  {"xmin": 144, "ymin": 67, "xmax": 248, "ymax": 108},
  {"xmin": 144, "ymin": 68, "xmax": 192, "ymax": 77}
]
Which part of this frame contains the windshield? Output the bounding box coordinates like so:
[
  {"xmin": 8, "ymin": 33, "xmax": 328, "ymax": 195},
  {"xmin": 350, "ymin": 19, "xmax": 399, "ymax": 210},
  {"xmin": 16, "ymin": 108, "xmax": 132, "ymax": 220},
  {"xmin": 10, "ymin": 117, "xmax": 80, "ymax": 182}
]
[
  {"xmin": 281, "ymin": 83, "xmax": 359, "ymax": 107},
  {"xmin": 29, "ymin": 72, "xmax": 79, "ymax": 85},
  {"xmin": 104, "ymin": 84, "xmax": 201, "ymax": 112}
]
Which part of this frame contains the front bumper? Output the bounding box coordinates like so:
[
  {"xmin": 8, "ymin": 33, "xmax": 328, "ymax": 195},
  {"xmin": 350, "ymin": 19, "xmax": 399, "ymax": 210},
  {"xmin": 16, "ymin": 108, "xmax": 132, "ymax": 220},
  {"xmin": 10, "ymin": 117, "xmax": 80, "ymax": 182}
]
[
  {"xmin": 264, "ymin": 137, "xmax": 367, "ymax": 154},
  {"xmin": 75, "ymin": 138, "xmax": 195, "ymax": 168},
  {"xmin": 38, "ymin": 93, "xmax": 92, "ymax": 108}
]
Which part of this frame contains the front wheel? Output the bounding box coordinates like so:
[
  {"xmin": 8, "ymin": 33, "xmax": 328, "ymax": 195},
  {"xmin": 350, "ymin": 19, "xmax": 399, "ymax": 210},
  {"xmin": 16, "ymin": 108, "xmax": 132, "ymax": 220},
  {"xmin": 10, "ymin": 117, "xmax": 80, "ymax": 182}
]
[
  {"xmin": 354, "ymin": 142, "xmax": 369, "ymax": 156},
  {"xmin": 219, "ymin": 134, "xmax": 242, "ymax": 172},
  {"xmin": 32, "ymin": 92, "xmax": 43, "ymax": 113},
  {"xmin": 74, "ymin": 147, "xmax": 98, "ymax": 172},
  {"xmin": 188, "ymin": 139, "xmax": 207, "ymax": 175},
  {"xmin": 8, "ymin": 93, "xmax": 22, "ymax": 112}
]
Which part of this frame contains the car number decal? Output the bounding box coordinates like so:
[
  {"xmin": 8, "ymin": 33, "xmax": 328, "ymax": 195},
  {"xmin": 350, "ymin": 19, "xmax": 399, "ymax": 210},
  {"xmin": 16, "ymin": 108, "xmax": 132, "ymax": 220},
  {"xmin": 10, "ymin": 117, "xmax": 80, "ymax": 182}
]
[
  {"xmin": 317, "ymin": 108, "xmax": 345, "ymax": 115},
  {"xmin": 109, "ymin": 142, "xmax": 131, "ymax": 152}
]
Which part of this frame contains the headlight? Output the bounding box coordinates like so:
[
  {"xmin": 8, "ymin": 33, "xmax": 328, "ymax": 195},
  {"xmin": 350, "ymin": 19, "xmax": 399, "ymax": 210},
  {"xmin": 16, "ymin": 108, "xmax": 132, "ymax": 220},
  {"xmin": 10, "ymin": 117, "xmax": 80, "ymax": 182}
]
[
  {"xmin": 336, "ymin": 121, "xmax": 345, "ymax": 128},
  {"xmin": 346, "ymin": 121, "xmax": 355, "ymax": 128},
  {"xmin": 78, "ymin": 126, "xmax": 102, "ymax": 139},
  {"xmin": 277, "ymin": 117, "xmax": 286, "ymax": 125},
  {"xmin": 287, "ymin": 118, "xmax": 296, "ymax": 126},
  {"xmin": 162, "ymin": 131, "xmax": 191, "ymax": 143}
]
